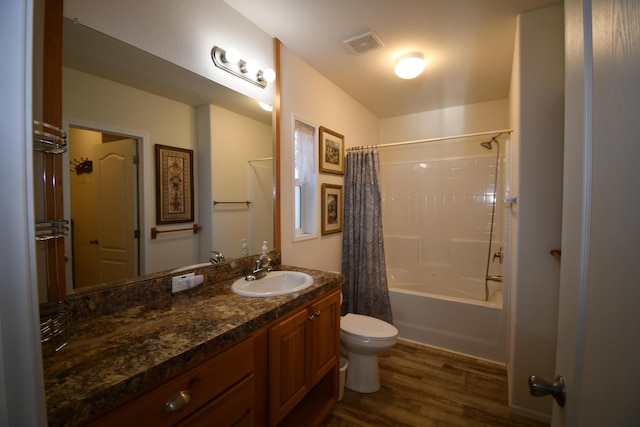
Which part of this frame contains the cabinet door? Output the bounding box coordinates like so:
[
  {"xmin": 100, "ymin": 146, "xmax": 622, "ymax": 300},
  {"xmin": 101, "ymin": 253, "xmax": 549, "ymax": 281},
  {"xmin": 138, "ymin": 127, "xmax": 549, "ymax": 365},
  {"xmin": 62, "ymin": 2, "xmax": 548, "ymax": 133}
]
[
  {"xmin": 268, "ymin": 308, "xmax": 309, "ymax": 426},
  {"xmin": 308, "ymin": 291, "xmax": 340, "ymax": 385}
]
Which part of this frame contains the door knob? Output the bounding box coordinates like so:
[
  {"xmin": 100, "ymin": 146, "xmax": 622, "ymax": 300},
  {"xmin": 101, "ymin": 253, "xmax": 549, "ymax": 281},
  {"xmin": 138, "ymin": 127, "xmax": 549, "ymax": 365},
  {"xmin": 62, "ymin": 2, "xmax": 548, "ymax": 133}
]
[
  {"xmin": 528, "ymin": 375, "xmax": 566, "ymax": 407},
  {"xmin": 89, "ymin": 239, "xmax": 99, "ymax": 245}
]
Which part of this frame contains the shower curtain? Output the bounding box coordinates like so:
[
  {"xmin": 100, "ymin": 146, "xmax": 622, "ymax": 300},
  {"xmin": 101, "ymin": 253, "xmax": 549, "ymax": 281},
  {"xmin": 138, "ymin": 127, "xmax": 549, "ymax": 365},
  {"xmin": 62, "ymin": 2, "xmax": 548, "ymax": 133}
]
[{"xmin": 341, "ymin": 150, "xmax": 393, "ymax": 324}]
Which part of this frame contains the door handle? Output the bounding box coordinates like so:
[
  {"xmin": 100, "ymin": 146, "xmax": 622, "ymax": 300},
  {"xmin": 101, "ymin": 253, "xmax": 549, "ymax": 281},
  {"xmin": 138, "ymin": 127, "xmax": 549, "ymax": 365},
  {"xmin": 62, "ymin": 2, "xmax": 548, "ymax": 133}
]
[
  {"xmin": 528, "ymin": 375, "xmax": 566, "ymax": 407},
  {"xmin": 89, "ymin": 239, "xmax": 99, "ymax": 245}
]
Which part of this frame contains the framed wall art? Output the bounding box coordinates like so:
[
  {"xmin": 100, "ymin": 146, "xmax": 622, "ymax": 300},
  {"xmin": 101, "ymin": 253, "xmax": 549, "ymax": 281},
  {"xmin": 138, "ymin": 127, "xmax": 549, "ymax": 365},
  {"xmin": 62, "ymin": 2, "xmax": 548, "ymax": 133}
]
[
  {"xmin": 155, "ymin": 144, "xmax": 194, "ymax": 224},
  {"xmin": 319, "ymin": 126, "xmax": 344, "ymax": 175},
  {"xmin": 321, "ymin": 183, "xmax": 343, "ymax": 235}
]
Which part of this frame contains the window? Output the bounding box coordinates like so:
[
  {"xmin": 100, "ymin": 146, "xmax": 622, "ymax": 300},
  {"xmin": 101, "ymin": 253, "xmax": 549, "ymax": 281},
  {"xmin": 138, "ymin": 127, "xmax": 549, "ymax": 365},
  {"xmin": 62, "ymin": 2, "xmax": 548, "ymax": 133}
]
[{"xmin": 293, "ymin": 117, "xmax": 317, "ymax": 239}]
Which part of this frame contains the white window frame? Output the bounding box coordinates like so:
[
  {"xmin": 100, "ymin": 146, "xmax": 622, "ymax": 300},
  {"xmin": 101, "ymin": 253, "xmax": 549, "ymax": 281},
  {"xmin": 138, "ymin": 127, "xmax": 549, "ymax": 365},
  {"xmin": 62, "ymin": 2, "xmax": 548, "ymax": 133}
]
[{"xmin": 292, "ymin": 115, "xmax": 318, "ymax": 242}]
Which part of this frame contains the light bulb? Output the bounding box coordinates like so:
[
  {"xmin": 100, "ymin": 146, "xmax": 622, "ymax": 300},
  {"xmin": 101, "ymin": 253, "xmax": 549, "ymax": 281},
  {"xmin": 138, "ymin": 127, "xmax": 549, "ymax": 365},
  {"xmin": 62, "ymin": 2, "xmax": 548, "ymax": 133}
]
[
  {"xmin": 394, "ymin": 52, "xmax": 425, "ymax": 79},
  {"xmin": 243, "ymin": 59, "xmax": 259, "ymax": 75},
  {"xmin": 223, "ymin": 47, "xmax": 240, "ymax": 65},
  {"xmin": 260, "ymin": 68, "xmax": 276, "ymax": 83}
]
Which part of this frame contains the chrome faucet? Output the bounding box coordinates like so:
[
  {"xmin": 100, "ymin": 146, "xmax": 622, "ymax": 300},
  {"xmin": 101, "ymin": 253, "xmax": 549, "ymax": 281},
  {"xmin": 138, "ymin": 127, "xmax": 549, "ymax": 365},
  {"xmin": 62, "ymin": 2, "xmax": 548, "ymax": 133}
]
[
  {"xmin": 246, "ymin": 255, "xmax": 271, "ymax": 281},
  {"xmin": 209, "ymin": 251, "xmax": 225, "ymax": 264}
]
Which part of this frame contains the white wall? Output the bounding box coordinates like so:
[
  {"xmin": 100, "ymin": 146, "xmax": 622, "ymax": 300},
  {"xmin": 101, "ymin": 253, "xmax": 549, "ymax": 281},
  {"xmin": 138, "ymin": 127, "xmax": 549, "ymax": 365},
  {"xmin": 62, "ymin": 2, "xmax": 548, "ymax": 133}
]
[
  {"xmin": 63, "ymin": 68, "xmax": 200, "ymax": 274},
  {"xmin": 63, "ymin": 0, "xmax": 274, "ymax": 106},
  {"xmin": 279, "ymin": 45, "xmax": 379, "ymax": 271},
  {"xmin": 508, "ymin": 4, "xmax": 564, "ymax": 420},
  {"xmin": 197, "ymin": 104, "xmax": 272, "ymax": 260},
  {"xmin": 379, "ymin": 99, "xmax": 509, "ymax": 144}
]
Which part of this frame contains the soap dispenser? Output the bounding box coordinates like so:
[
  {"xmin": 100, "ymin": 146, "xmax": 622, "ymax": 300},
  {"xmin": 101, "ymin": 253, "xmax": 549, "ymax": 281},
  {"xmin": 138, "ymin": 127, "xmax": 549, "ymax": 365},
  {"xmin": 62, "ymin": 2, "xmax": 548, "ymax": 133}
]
[{"xmin": 261, "ymin": 241, "xmax": 268, "ymax": 256}]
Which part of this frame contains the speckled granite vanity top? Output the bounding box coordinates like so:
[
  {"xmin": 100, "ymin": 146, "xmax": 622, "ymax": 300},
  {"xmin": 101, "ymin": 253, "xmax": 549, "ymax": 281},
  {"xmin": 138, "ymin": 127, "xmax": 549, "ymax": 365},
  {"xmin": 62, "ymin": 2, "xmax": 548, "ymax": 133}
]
[{"xmin": 41, "ymin": 256, "xmax": 343, "ymax": 426}]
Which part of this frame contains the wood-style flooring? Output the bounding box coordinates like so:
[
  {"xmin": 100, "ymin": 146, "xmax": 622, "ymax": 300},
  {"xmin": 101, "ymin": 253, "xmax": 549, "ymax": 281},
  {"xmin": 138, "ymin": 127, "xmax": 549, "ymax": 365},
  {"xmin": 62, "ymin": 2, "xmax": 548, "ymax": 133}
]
[{"xmin": 322, "ymin": 340, "xmax": 550, "ymax": 427}]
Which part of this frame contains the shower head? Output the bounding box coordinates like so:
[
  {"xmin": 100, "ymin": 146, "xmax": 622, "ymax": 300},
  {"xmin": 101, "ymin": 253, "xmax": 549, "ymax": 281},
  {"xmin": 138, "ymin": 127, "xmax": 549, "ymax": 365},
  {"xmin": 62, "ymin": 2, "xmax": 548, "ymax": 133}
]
[
  {"xmin": 480, "ymin": 137, "xmax": 499, "ymax": 150},
  {"xmin": 480, "ymin": 140, "xmax": 493, "ymax": 150}
]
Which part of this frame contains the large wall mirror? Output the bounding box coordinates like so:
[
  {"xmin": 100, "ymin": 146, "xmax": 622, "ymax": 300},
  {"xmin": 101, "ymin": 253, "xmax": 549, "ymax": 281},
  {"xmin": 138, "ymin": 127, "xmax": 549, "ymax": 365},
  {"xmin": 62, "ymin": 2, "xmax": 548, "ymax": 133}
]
[{"xmin": 36, "ymin": 17, "xmax": 278, "ymax": 302}]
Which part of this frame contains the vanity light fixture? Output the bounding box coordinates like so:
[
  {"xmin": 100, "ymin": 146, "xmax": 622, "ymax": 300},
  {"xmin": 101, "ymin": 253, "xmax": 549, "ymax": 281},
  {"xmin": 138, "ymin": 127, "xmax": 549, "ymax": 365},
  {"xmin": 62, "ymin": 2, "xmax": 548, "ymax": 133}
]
[
  {"xmin": 211, "ymin": 46, "xmax": 276, "ymax": 88},
  {"xmin": 394, "ymin": 52, "xmax": 425, "ymax": 79},
  {"xmin": 258, "ymin": 101, "xmax": 273, "ymax": 112}
]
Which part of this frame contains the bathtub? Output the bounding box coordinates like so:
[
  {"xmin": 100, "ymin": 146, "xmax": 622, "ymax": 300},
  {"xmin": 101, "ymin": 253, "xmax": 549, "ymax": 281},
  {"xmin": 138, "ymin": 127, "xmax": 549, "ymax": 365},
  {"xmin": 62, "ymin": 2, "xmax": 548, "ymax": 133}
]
[{"xmin": 388, "ymin": 276, "xmax": 507, "ymax": 363}]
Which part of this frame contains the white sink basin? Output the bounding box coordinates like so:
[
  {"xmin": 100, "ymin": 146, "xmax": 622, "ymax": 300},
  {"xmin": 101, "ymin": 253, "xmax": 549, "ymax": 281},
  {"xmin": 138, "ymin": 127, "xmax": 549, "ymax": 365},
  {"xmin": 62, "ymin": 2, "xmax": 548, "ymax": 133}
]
[
  {"xmin": 170, "ymin": 263, "xmax": 212, "ymax": 274},
  {"xmin": 231, "ymin": 271, "xmax": 314, "ymax": 297}
]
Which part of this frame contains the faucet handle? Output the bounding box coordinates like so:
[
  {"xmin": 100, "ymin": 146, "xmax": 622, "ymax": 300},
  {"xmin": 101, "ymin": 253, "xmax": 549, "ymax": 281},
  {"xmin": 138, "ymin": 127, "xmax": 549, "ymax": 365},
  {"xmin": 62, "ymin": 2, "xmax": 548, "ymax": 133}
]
[
  {"xmin": 492, "ymin": 247, "xmax": 504, "ymax": 264},
  {"xmin": 210, "ymin": 251, "xmax": 225, "ymax": 264},
  {"xmin": 258, "ymin": 254, "xmax": 270, "ymax": 266}
]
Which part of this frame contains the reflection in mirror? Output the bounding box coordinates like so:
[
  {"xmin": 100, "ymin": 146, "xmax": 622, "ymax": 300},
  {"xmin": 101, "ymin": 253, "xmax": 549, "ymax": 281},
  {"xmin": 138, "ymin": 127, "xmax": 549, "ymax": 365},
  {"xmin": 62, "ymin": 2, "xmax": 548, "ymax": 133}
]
[
  {"xmin": 66, "ymin": 128, "xmax": 140, "ymax": 289},
  {"xmin": 40, "ymin": 18, "xmax": 275, "ymax": 301}
]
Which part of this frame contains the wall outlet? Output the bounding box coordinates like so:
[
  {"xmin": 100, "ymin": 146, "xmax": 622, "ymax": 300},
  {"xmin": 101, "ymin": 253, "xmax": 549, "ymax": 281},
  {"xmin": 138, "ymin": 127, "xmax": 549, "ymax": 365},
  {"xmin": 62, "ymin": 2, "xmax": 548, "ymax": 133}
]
[{"xmin": 172, "ymin": 273, "xmax": 194, "ymax": 294}]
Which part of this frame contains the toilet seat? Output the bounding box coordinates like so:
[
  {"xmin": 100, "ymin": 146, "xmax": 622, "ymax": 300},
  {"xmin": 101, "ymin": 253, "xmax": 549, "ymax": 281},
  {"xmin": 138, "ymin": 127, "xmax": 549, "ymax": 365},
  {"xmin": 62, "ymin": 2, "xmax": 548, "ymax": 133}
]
[{"xmin": 341, "ymin": 313, "xmax": 398, "ymax": 341}]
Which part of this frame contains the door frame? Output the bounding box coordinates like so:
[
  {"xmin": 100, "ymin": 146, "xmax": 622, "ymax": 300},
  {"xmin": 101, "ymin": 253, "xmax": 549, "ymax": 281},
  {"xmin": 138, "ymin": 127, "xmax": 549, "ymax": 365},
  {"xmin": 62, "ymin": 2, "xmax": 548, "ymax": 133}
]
[{"xmin": 62, "ymin": 118, "xmax": 147, "ymax": 293}]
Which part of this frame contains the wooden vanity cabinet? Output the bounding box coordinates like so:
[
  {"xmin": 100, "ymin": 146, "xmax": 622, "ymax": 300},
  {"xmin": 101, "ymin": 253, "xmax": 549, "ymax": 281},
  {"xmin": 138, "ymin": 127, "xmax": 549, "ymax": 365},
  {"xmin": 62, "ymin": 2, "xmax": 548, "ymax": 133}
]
[
  {"xmin": 268, "ymin": 289, "xmax": 341, "ymax": 427},
  {"xmin": 86, "ymin": 334, "xmax": 262, "ymax": 427},
  {"xmin": 84, "ymin": 289, "xmax": 339, "ymax": 427}
]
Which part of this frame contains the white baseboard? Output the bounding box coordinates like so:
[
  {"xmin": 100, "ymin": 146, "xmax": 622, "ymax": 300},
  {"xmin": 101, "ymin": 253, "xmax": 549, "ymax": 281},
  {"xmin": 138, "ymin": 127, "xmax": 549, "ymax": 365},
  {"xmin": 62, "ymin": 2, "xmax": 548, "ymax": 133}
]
[{"xmin": 509, "ymin": 403, "xmax": 551, "ymax": 424}]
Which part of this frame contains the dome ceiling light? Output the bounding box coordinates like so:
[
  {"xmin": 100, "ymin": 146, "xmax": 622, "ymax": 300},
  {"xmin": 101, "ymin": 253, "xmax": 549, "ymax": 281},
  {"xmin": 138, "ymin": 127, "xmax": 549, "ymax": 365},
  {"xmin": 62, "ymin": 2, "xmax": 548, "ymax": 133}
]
[{"xmin": 394, "ymin": 52, "xmax": 425, "ymax": 79}]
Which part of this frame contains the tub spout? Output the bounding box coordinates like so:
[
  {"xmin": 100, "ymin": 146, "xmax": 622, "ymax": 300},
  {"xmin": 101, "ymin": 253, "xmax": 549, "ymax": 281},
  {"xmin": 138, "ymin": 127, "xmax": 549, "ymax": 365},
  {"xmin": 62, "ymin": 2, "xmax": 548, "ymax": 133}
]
[{"xmin": 486, "ymin": 275, "xmax": 503, "ymax": 283}]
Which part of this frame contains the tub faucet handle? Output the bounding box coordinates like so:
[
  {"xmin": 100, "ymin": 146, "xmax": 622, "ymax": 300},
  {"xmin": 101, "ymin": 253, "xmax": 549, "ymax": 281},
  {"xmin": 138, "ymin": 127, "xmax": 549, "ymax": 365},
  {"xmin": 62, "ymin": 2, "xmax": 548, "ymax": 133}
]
[{"xmin": 492, "ymin": 247, "xmax": 504, "ymax": 264}]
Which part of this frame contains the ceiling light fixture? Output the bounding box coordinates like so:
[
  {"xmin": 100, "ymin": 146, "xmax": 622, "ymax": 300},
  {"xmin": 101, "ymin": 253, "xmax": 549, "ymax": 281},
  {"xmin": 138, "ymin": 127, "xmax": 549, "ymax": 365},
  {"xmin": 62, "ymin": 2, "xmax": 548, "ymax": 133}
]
[
  {"xmin": 211, "ymin": 46, "xmax": 276, "ymax": 88},
  {"xmin": 394, "ymin": 52, "xmax": 425, "ymax": 79}
]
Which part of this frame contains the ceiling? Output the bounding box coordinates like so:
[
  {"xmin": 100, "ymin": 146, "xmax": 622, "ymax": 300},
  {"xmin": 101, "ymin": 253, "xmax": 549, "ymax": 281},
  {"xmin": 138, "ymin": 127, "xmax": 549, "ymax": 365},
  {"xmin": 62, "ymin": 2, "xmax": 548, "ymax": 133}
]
[{"xmin": 226, "ymin": 0, "xmax": 562, "ymax": 118}]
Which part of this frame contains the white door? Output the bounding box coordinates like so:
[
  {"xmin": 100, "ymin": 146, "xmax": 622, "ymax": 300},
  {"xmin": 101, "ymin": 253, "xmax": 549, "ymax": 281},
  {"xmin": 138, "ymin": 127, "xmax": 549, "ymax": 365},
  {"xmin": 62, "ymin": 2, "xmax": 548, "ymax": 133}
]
[
  {"xmin": 552, "ymin": 0, "xmax": 640, "ymax": 425},
  {"xmin": 93, "ymin": 139, "xmax": 137, "ymax": 283}
]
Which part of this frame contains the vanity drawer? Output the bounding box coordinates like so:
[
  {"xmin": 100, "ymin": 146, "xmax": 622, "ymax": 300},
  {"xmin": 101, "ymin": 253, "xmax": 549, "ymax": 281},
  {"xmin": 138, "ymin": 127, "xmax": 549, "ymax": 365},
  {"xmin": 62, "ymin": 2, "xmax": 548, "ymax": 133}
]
[
  {"xmin": 87, "ymin": 337, "xmax": 255, "ymax": 426},
  {"xmin": 177, "ymin": 374, "xmax": 255, "ymax": 426}
]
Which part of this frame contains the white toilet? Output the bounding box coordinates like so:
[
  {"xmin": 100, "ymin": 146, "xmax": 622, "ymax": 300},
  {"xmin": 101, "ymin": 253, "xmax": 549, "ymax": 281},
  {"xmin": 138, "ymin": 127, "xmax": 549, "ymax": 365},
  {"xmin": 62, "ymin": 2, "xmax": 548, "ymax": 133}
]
[{"xmin": 340, "ymin": 312, "xmax": 398, "ymax": 393}]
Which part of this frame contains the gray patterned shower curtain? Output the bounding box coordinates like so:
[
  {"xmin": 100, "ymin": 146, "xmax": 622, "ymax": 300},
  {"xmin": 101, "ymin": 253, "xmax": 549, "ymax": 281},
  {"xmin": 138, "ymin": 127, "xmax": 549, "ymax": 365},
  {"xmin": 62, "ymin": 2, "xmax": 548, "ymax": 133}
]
[{"xmin": 341, "ymin": 149, "xmax": 393, "ymax": 324}]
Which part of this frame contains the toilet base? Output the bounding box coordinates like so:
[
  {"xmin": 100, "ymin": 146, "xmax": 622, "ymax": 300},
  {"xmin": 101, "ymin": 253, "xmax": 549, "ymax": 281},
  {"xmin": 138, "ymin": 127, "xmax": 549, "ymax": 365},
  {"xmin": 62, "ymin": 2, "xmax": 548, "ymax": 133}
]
[{"xmin": 344, "ymin": 352, "xmax": 381, "ymax": 393}]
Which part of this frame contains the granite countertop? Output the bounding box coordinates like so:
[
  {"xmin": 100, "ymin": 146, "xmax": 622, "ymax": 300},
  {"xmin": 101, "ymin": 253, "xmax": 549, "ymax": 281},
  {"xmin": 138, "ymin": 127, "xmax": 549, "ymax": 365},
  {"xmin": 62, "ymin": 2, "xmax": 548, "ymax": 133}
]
[{"xmin": 42, "ymin": 264, "xmax": 343, "ymax": 426}]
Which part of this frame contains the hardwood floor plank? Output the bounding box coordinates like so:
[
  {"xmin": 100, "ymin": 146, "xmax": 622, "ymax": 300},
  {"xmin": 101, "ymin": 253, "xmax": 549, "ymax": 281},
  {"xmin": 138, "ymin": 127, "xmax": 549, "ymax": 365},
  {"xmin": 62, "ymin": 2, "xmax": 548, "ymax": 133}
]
[{"xmin": 322, "ymin": 340, "xmax": 549, "ymax": 427}]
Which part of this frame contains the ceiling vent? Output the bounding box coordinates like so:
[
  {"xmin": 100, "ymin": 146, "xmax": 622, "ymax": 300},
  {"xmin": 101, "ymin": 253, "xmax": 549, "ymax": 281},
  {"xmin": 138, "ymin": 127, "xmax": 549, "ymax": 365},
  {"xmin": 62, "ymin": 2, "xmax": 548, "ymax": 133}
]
[{"xmin": 343, "ymin": 30, "xmax": 384, "ymax": 55}]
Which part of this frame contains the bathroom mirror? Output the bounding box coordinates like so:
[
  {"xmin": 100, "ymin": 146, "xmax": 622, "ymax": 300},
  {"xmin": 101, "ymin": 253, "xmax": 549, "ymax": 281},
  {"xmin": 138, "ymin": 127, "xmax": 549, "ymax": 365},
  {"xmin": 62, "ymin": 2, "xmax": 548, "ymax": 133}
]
[{"xmin": 37, "ymin": 18, "xmax": 277, "ymax": 301}]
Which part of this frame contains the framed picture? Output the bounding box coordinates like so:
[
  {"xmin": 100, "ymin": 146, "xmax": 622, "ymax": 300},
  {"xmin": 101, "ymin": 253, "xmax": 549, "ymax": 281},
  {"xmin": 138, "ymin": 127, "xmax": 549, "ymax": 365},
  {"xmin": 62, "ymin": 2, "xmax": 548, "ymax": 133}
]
[
  {"xmin": 155, "ymin": 144, "xmax": 194, "ymax": 224},
  {"xmin": 319, "ymin": 126, "xmax": 345, "ymax": 175},
  {"xmin": 321, "ymin": 183, "xmax": 343, "ymax": 235}
]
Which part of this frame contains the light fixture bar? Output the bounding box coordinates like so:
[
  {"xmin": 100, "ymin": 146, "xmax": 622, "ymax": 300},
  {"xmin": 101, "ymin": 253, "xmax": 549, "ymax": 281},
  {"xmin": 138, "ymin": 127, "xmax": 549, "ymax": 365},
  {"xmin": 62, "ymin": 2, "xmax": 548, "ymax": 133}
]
[{"xmin": 211, "ymin": 46, "xmax": 269, "ymax": 88}]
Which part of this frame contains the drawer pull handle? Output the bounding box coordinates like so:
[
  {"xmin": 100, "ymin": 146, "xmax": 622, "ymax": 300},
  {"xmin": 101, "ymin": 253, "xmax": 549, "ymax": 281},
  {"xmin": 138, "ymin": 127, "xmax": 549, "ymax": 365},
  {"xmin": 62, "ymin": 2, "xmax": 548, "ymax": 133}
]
[
  {"xmin": 163, "ymin": 390, "xmax": 191, "ymax": 413},
  {"xmin": 308, "ymin": 311, "xmax": 321, "ymax": 321}
]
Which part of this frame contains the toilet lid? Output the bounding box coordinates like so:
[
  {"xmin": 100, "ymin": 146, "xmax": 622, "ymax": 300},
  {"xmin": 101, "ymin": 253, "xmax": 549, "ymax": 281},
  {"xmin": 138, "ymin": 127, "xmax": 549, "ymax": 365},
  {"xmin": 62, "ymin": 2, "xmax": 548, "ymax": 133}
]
[{"xmin": 340, "ymin": 313, "xmax": 398, "ymax": 339}]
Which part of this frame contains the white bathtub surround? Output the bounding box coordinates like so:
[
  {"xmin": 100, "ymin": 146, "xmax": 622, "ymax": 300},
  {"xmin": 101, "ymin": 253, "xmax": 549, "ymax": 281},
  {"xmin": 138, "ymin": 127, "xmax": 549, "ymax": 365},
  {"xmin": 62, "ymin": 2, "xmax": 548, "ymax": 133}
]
[
  {"xmin": 379, "ymin": 139, "xmax": 508, "ymax": 363},
  {"xmin": 388, "ymin": 278, "xmax": 507, "ymax": 362},
  {"xmin": 389, "ymin": 277, "xmax": 503, "ymax": 306}
]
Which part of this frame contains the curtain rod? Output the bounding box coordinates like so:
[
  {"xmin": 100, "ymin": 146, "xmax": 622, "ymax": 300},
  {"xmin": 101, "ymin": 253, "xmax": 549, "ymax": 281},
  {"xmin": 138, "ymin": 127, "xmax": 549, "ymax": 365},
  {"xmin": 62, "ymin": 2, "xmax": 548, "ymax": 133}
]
[{"xmin": 347, "ymin": 128, "xmax": 513, "ymax": 151}]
